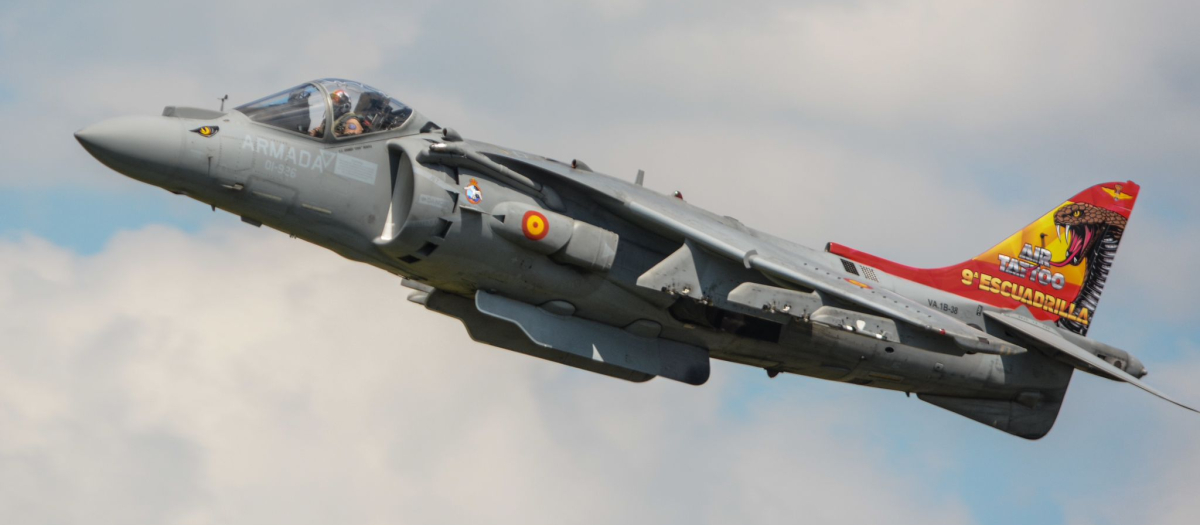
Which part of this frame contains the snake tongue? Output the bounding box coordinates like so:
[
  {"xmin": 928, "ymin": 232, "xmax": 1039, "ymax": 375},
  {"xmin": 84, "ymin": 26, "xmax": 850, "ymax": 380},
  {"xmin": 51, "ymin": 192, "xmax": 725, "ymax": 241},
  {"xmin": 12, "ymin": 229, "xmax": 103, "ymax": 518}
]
[
  {"xmin": 1051, "ymin": 225, "xmax": 1084, "ymax": 267},
  {"xmin": 1066, "ymin": 227, "xmax": 1092, "ymax": 264}
]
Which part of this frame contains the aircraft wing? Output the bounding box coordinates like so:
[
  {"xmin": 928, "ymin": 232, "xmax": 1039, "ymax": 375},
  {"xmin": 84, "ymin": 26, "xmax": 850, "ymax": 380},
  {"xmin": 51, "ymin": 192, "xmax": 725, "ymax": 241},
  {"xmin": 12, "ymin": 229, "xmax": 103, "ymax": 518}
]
[
  {"xmin": 986, "ymin": 311, "xmax": 1199, "ymax": 413},
  {"xmin": 482, "ymin": 149, "xmax": 1023, "ymax": 356},
  {"xmin": 622, "ymin": 200, "xmax": 1023, "ymax": 355}
]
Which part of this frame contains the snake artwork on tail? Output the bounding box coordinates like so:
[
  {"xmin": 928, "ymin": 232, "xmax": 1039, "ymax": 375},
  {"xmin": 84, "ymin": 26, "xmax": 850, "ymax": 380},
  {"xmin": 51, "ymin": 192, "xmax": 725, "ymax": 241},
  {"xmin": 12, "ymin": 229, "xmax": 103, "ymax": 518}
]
[{"xmin": 1051, "ymin": 202, "xmax": 1129, "ymax": 335}]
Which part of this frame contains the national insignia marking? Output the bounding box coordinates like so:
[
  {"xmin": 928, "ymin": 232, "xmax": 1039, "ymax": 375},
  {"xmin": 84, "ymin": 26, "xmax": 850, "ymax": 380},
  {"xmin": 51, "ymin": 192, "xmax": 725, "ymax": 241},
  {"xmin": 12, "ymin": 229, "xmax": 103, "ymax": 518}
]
[
  {"xmin": 1102, "ymin": 185, "xmax": 1133, "ymax": 201},
  {"xmin": 844, "ymin": 278, "xmax": 871, "ymax": 289},
  {"xmin": 522, "ymin": 210, "xmax": 549, "ymax": 240},
  {"xmin": 464, "ymin": 178, "xmax": 483, "ymax": 205}
]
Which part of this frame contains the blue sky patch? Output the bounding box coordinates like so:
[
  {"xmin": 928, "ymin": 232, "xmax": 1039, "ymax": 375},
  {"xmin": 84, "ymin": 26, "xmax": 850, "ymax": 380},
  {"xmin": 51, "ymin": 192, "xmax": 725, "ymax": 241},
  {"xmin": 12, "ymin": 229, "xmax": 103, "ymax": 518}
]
[{"xmin": 0, "ymin": 187, "xmax": 220, "ymax": 254}]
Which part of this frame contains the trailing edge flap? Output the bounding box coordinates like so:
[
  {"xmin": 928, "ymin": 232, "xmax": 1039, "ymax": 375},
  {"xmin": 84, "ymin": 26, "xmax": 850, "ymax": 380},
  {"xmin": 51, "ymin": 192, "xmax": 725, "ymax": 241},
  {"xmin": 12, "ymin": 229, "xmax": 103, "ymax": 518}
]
[
  {"xmin": 474, "ymin": 291, "xmax": 710, "ymax": 385},
  {"xmin": 986, "ymin": 310, "xmax": 1199, "ymax": 413}
]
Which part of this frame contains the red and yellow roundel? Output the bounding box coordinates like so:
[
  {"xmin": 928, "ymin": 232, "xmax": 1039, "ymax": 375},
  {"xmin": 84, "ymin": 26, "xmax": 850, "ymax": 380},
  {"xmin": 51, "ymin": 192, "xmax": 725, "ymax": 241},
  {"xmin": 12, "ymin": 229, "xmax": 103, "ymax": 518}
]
[{"xmin": 522, "ymin": 210, "xmax": 549, "ymax": 240}]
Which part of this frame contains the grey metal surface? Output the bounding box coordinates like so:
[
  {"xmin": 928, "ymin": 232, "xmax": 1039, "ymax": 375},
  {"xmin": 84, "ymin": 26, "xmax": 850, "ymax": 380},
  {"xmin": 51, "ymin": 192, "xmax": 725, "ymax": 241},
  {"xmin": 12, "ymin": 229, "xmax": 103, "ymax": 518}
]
[
  {"xmin": 726, "ymin": 282, "xmax": 824, "ymax": 320},
  {"xmin": 163, "ymin": 106, "xmax": 227, "ymax": 119},
  {"xmin": 919, "ymin": 393, "xmax": 1066, "ymax": 440},
  {"xmin": 474, "ymin": 291, "xmax": 710, "ymax": 385},
  {"xmin": 809, "ymin": 306, "xmax": 903, "ymax": 344},
  {"xmin": 425, "ymin": 291, "xmax": 655, "ymax": 383}
]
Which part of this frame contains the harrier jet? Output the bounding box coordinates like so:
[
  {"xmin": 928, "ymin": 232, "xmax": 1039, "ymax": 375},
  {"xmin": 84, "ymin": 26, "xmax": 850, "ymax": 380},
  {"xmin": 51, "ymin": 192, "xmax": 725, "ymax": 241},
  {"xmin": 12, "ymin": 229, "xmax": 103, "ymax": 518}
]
[{"xmin": 75, "ymin": 79, "xmax": 1194, "ymax": 439}]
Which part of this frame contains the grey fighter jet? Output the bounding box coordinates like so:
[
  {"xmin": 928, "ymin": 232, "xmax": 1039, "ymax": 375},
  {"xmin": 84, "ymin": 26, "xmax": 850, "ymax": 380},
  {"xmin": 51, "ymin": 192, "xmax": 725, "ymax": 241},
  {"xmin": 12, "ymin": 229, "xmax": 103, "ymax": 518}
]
[{"xmin": 75, "ymin": 79, "xmax": 1194, "ymax": 439}]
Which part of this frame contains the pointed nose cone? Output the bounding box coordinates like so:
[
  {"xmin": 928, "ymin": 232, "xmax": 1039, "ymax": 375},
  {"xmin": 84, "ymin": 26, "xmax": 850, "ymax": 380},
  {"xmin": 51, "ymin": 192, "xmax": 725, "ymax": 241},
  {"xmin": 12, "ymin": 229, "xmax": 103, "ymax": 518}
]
[{"xmin": 76, "ymin": 116, "xmax": 185, "ymax": 181}]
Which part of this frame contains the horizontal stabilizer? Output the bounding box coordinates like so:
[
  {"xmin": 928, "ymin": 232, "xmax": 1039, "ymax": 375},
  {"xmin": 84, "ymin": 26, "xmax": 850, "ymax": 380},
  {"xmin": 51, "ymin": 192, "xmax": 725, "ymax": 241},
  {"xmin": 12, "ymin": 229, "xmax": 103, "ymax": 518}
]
[{"xmin": 986, "ymin": 311, "xmax": 1199, "ymax": 413}]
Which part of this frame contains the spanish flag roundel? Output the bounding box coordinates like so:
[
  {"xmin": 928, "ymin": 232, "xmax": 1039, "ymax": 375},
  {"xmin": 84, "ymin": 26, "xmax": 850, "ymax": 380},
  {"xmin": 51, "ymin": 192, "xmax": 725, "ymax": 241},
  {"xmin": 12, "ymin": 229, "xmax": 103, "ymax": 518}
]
[{"xmin": 522, "ymin": 210, "xmax": 549, "ymax": 240}]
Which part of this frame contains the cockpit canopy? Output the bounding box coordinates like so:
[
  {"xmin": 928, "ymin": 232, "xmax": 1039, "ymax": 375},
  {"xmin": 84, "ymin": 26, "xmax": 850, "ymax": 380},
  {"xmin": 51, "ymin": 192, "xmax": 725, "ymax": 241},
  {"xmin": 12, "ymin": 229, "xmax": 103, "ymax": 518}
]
[{"xmin": 235, "ymin": 79, "xmax": 415, "ymax": 139}]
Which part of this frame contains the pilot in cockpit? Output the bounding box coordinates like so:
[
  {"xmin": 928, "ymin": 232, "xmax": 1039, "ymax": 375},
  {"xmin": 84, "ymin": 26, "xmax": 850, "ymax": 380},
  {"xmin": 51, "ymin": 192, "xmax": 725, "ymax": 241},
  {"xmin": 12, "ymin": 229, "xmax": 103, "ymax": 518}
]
[{"xmin": 311, "ymin": 89, "xmax": 368, "ymax": 138}]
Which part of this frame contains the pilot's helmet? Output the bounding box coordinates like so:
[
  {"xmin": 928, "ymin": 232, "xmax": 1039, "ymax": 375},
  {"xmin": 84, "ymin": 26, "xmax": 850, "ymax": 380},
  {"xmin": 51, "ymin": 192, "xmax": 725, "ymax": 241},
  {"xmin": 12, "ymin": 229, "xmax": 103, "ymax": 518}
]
[{"xmin": 330, "ymin": 89, "xmax": 352, "ymax": 115}]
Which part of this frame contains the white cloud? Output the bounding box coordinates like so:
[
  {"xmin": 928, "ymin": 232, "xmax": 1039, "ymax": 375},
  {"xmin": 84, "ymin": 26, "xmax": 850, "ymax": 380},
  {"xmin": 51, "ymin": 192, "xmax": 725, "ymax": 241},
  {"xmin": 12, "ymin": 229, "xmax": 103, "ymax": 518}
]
[
  {"xmin": 0, "ymin": 0, "xmax": 430, "ymax": 189},
  {"xmin": 0, "ymin": 226, "xmax": 981, "ymax": 524},
  {"xmin": 5, "ymin": 1, "xmax": 1200, "ymax": 522},
  {"xmin": 1060, "ymin": 352, "xmax": 1200, "ymax": 525},
  {"xmin": 12, "ymin": 0, "xmax": 1200, "ymax": 190}
]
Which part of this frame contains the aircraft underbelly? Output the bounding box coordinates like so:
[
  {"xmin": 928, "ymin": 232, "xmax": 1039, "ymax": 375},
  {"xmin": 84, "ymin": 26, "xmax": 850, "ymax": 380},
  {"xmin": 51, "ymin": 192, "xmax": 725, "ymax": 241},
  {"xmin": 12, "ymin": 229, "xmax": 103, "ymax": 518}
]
[{"xmin": 688, "ymin": 318, "xmax": 1060, "ymax": 398}]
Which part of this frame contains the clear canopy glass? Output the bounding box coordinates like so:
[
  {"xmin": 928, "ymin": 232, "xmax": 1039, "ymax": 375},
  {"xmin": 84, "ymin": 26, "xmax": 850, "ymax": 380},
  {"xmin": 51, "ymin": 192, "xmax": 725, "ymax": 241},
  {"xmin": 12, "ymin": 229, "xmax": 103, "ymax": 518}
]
[
  {"xmin": 236, "ymin": 79, "xmax": 415, "ymax": 139},
  {"xmin": 313, "ymin": 79, "xmax": 414, "ymax": 138},
  {"xmin": 236, "ymin": 83, "xmax": 327, "ymax": 137}
]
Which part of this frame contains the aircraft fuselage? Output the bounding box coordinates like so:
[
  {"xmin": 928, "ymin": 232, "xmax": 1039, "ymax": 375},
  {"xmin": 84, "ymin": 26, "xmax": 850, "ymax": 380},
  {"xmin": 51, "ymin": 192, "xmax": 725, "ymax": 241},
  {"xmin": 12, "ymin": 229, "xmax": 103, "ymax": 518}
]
[{"xmin": 78, "ymin": 81, "xmax": 1175, "ymax": 439}]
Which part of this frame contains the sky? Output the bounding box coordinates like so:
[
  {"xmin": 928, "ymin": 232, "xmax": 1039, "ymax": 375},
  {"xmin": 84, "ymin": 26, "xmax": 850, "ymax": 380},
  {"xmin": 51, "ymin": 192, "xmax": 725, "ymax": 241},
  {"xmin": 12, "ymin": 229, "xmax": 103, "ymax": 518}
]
[{"xmin": 2, "ymin": 1, "xmax": 1199, "ymax": 523}]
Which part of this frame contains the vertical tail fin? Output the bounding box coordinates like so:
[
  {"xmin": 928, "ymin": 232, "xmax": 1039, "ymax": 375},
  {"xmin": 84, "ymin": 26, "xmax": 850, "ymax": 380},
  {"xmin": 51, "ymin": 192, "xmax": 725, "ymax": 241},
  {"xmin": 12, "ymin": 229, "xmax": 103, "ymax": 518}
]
[{"xmin": 828, "ymin": 181, "xmax": 1140, "ymax": 336}]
